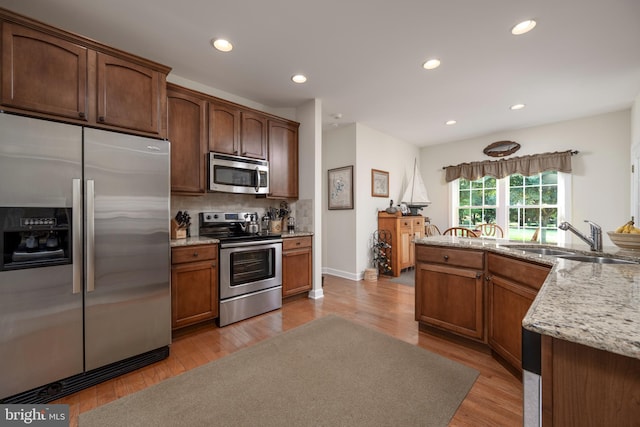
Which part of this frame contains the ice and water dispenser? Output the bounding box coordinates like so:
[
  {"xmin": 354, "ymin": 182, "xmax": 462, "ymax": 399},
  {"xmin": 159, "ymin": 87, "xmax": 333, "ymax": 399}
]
[{"xmin": 0, "ymin": 207, "xmax": 72, "ymax": 271}]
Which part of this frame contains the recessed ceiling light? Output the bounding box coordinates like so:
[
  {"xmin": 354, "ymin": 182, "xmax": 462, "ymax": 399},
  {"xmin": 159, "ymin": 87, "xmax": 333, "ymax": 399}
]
[
  {"xmin": 291, "ymin": 74, "xmax": 307, "ymax": 84},
  {"xmin": 211, "ymin": 38, "xmax": 233, "ymax": 52},
  {"xmin": 510, "ymin": 103, "xmax": 526, "ymax": 110},
  {"xmin": 445, "ymin": 120, "xmax": 457, "ymax": 125},
  {"xmin": 511, "ymin": 20, "xmax": 537, "ymax": 35},
  {"xmin": 422, "ymin": 59, "xmax": 441, "ymax": 70}
]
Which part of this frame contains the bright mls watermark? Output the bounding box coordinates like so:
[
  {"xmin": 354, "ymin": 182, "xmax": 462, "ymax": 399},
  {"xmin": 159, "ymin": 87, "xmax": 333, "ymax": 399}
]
[{"xmin": 0, "ymin": 405, "xmax": 69, "ymax": 426}]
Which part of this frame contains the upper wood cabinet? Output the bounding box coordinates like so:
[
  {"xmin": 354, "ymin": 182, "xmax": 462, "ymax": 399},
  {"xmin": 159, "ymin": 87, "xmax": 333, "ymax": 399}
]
[
  {"xmin": 241, "ymin": 111, "xmax": 267, "ymax": 159},
  {"xmin": 268, "ymin": 119, "xmax": 299, "ymax": 199},
  {"xmin": 167, "ymin": 84, "xmax": 207, "ymax": 194},
  {"xmin": 168, "ymin": 83, "xmax": 299, "ymax": 197},
  {"xmin": 96, "ymin": 52, "xmax": 164, "ymax": 135},
  {"xmin": 208, "ymin": 100, "xmax": 240, "ymax": 156},
  {"xmin": 1, "ymin": 22, "xmax": 88, "ymax": 121},
  {"xmin": 208, "ymin": 102, "xmax": 267, "ymax": 160},
  {"xmin": 0, "ymin": 10, "xmax": 170, "ymax": 138}
]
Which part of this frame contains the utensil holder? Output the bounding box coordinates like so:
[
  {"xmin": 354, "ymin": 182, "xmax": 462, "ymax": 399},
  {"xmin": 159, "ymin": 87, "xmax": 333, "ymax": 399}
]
[{"xmin": 270, "ymin": 219, "xmax": 282, "ymax": 233}]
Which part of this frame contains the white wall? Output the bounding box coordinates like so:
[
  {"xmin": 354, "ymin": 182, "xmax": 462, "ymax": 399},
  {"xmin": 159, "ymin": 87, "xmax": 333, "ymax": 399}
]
[
  {"xmin": 323, "ymin": 123, "xmax": 420, "ymax": 279},
  {"xmin": 296, "ymin": 99, "xmax": 324, "ymax": 299},
  {"xmin": 420, "ymin": 109, "xmax": 631, "ymax": 246},
  {"xmin": 323, "ymin": 125, "xmax": 357, "ymax": 278},
  {"xmin": 631, "ymin": 94, "xmax": 640, "ymax": 222},
  {"xmin": 354, "ymin": 124, "xmax": 420, "ymax": 275}
]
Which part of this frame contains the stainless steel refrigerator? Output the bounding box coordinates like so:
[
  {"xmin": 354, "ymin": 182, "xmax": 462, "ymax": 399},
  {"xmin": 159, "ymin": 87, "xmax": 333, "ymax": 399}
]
[{"xmin": 0, "ymin": 113, "xmax": 171, "ymax": 402}]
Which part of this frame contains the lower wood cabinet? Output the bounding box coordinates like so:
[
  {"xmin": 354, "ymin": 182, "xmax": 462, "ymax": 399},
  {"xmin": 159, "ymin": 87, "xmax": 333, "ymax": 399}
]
[
  {"xmin": 487, "ymin": 253, "xmax": 550, "ymax": 372},
  {"xmin": 282, "ymin": 236, "xmax": 312, "ymax": 298},
  {"xmin": 415, "ymin": 245, "xmax": 485, "ymax": 341},
  {"xmin": 378, "ymin": 212, "xmax": 424, "ymax": 276},
  {"xmin": 542, "ymin": 336, "xmax": 640, "ymax": 426},
  {"xmin": 415, "ymin": 244, "xmax": 554, "ymax": 377},
  {"xmin": 171, "ymin": 244, "xmax": 218, "ymax": 330}
]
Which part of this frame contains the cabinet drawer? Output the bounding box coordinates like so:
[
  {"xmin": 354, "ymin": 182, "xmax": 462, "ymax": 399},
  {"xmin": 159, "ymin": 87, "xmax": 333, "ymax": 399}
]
[
  {"xmin": 487, "ymin": 253, "xmax": 550, "ymax": 290},
  {"xmin": 413, "ymin": 218, "xmax": 424, "ymax": 228},
  {"xmin": 171, "ymin": 245, "xmax": 217, "ymax": 264},
  {"xmin": 399, "ymin": 219, "xmax": 413, "ymax": 229},
  {"xmin": 416, "ymin": 245, "xmax": 484, "ymax": 269},
  {"xmin": 283, "ymin": 236, "xmax": 312, "ymax": 251}
]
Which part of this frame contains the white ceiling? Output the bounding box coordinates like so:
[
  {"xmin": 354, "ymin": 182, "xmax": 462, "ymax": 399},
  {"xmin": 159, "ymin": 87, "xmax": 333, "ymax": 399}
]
[{"xmin": 1, "ymin": 0, "xmax": 639, "ymax": 147}]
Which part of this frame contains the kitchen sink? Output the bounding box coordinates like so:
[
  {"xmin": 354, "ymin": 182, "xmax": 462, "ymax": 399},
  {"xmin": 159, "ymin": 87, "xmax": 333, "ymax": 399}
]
[
  {"xmin": 503, "ymin": 246, "xmax": 577, "ymax": 256},
  {"xmin": 556, "ymin": 255, "xmax": 639, "ymax": 265},
  {"xmin": 515, "ymin": 247, "xmax": 577, "ymax": 256}
]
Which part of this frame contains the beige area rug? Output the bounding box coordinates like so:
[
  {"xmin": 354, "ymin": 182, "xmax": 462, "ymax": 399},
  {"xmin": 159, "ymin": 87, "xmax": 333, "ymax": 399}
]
[{"xmin": 79, "ymin": 315, "xmax": 478, "ymax": 427}]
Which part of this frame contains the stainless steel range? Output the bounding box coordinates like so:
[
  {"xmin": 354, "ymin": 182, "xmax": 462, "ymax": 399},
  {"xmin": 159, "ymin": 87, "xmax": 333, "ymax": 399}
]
[{"xmin": 199, "ymin": 212, "xmax": 282, "ymax": 327}]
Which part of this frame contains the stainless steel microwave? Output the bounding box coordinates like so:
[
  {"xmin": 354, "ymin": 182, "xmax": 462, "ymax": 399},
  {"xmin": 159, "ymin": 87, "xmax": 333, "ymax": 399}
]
[{"xmin": 209, "ymin": 152, "xmax": 269, "ymax": 195}]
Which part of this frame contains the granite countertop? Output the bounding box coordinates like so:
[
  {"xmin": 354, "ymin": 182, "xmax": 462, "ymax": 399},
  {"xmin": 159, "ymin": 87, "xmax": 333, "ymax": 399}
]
[
  {"xmin": 170, "ymin": 236, "xmax": 219, "ymax": 247},
  {"xmin": 415, "ymin": 236, "xmax": 640, "ymax": 360},
  {"xmin": 171, "ymin": 232, "xmax": 313, "ymax": 247},
  {"xmin": 281, "ymin": 231, "xmax": 314, "ymax": 238}
]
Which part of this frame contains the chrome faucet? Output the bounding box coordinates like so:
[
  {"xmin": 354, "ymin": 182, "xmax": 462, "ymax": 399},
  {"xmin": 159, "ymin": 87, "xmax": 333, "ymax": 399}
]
[{"xmin": 558, "ymin": 220, "xmax": 602, "ymax": 252}]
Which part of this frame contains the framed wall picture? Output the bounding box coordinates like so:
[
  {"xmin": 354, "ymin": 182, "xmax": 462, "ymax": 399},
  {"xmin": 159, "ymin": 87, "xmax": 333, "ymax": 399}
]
[
  {"xmin": 328, "ymin": 165, "xmax": 354, "ymax": 210},
  {"xmin": 371, "ymin": 169, "xmax": 389, "ymax": 197}
]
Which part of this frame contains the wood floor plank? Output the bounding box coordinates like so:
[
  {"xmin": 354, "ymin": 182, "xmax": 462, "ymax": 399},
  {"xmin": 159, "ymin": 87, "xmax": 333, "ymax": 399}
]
[{"xmin": 54, "ymin": 274, "xmax": 523, "ymax": 427}]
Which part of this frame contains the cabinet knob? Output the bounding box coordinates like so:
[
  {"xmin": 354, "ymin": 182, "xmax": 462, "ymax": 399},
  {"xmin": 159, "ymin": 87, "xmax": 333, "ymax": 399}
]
[
  {"xmin": 296, "ymin": 242, "xmax": 301, "ymax": 246},
  {"xmin": 211, "ymin": 262, "xmax": 216, "ymax": 268},
  {"xmin": 485, "ymin": 275, "xmax": 491, "ymax": 281},
  {"xmin": 476, "ymin": 272, "xmax": 482, "ymax": 279},
  {"xmin": 78, "ymin": 111, "xmax": 86, "ymax": 118},
  {"xmin": 98, "ymin": 116, "xmax": 105, "ymax": 122},
  {"xmin": 443, "ymin": 255, "xmax": 449, "ymax": 261},
  {"xmin": 192, "ymin": 252, "xmax": 199, "ymax": 257}
]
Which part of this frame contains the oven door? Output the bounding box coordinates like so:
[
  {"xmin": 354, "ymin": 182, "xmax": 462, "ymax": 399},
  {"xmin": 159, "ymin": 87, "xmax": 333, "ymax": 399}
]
[{"xmin": 219, "ymin": 239, "xmax": 282, "ymax": 300}]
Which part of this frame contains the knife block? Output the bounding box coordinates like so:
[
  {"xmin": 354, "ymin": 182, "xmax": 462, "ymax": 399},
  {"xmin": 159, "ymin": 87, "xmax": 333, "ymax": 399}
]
[{"xmin": 171, "ymin": 219, "xmax": 187, "ymax": 239}]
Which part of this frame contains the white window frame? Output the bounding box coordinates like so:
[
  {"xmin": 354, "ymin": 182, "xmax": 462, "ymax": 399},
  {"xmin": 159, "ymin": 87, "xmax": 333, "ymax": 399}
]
[{"xmin": 449, "ymin": 172, "xmax": 571, "ymax": 243}]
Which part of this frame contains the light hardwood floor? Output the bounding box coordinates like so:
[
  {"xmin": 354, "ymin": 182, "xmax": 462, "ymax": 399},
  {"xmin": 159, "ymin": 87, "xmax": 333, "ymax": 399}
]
[{"xmin": 55, "ymin": 274, "xmax": 523, "ymax": 426}]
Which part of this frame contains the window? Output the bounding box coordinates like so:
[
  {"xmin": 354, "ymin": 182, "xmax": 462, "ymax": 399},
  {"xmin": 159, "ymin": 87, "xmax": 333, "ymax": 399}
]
[{"xmin": 453, "ymin": 171, "xmax": 567, "ymax": 243}]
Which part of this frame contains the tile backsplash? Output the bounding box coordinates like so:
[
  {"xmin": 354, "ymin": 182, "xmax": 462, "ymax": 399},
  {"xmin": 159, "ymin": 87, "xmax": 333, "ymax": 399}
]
[{"xmin": 171, "ymin": 193, "xmax": 313, "ymax": 236}]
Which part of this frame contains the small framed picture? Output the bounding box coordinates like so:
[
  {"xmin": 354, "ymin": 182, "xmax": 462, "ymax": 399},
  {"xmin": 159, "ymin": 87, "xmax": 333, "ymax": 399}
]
[
  {"xmin": 328, "ymin": 166, "xmax": 354, "ymax": 210},
  {"xmin": 371, "ymin": 169, "xmax": 389, "ymax": 198}
]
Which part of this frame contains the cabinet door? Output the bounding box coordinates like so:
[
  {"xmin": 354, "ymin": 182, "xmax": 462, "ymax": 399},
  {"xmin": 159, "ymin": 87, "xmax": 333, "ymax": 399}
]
[
  {"xmin": 268, "ymin": 120, "xmax": 299, "ymax": 199},
  {"xmin": 1, "ymin": 22, "xmax": 88, "ymax": 120},
  {"xmin": 240, "ymin": 111, "xmax": 267, "ymax": 159},
  {"xmin": 415, "ymin": 262, "xmax": 484, "ymax": 340},
  {"xmin": 167, "ymin": 87, "xmax": 207, "ymax": 194},
  {"xmin": 171, "ymin": 260, "xmax": 218, "ymax": 329},
  {"xmin": 399, "ymin": 225, "xmax": 413, "ymax": 270},
  {"xmin": 208, "ymin": 101, "xmax": 240, "ymax": 155},
  {"xmin": 96, "ymin": 52, "xmax": 161, "ymax": 134},
  {"xmin": 409, "ymin": 218, "xmax": 424, "ymax": 266},
  {"xmin": 283, "ymin": 247, "xmax": 312, "ymax": 297},
  {"xmin": 487, "ymin": 275, "xmax": 536, "ymax": 371}
]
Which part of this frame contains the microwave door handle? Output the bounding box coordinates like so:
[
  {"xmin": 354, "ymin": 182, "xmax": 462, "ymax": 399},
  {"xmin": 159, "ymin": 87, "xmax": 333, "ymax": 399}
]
[{"xmin": 255, "ymin": 167, "xmax": 260, "ymax": 193}]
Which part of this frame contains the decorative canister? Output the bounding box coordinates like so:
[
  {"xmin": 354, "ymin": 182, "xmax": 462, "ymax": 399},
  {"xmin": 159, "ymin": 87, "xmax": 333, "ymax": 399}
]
[{"xmin": 270, "ymin": 218, "xmax": 282, "ymax": 233}]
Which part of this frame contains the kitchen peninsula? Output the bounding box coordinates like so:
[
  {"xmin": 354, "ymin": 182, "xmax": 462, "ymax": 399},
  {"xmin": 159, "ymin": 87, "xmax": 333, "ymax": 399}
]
[{"xmin": 414, "ymin": 236, "xmax": 640, "ymax": 426}]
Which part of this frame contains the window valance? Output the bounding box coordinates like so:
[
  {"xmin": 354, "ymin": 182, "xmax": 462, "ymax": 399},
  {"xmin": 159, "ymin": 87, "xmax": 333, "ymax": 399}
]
[{"xmin": 443, "ymin": 150, "xmax": 576, "ymax": 183}]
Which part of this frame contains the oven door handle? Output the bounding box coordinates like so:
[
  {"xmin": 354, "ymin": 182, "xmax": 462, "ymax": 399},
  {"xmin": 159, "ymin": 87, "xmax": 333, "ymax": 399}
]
[{"xmin": 221, "ymin": 239, "xmax": 283, "ymax": 249}]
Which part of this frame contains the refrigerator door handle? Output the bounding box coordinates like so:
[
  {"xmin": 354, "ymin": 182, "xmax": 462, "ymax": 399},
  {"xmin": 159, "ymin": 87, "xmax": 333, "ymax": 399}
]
[
  {"xmin": 72, "ymin": 178, "xmax": 83, "ymax": 294},
  {"xmin": 87, "ymin": 179, "xmax": 95, "ymax": 293}
]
